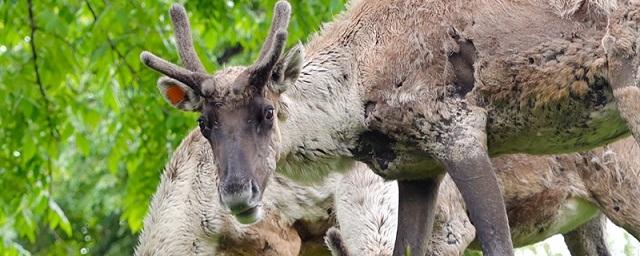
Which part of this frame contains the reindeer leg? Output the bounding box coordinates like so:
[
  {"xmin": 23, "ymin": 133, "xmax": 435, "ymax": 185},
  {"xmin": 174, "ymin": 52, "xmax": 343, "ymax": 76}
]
[
  {"xmin": 432, "ymin": 108, "xmax": 513, "ymax": 256},
  {"xmin": 563, "ymin": 213, "xmax": 611, "ymax": 256},
  {"xmin": 603, "ymin": 3, "xmax": 640, "ymax": 143},
  {"xmin": 422, "ymin": 26, "xmax": 512, "ymax": 256},
  {"xmin": 390, "ymin": 105, "xmax": 513, "ymax": 256},
  {"xmin": 393, "ymin": 177, "xmax": 443, "ymax": 256},
  {"xmin": 427, "ymin": 176, "xmax": 476, "ymax": 256},
  {"xmin": 439, "ymin": 148, "xmax": 513, "ymax": 256}
]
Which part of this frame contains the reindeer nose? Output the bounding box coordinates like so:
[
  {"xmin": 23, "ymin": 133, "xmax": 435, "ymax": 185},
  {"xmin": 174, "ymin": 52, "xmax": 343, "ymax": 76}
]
[{"xmin": 220, "ymin": 179, "xmax": 260, "ymax": 214}]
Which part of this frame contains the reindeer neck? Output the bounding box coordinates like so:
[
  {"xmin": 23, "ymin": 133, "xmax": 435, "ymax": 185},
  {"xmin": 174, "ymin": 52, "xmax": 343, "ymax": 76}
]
[{"xmin": 275, "ymin": 44, "xmax": 365, "ymax": 181}]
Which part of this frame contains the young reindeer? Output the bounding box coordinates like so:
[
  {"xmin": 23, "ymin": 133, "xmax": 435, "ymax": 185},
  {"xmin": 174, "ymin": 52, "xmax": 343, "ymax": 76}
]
[
  {"xmin": 133, "ymin": 127, "xmax": 397, "ymax": 255},
  {"xmin": 134, "ymin": 129, "xmax": 342, "ymax": 256},
  {"xmin": 139, "ymin": 1, "xmax": 640, "ymax": 255}
]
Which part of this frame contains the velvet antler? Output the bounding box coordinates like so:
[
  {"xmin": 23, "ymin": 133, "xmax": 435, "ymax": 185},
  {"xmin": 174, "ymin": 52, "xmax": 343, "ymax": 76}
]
[
  {"xmin": 248, "ymin": 1, "xmax": 291, "ymax": 89},
  {"xmin": 169, "ymin": 4, "xmax": 206, "ymax": 73},
  {"xmin": 140, "ymin": 4, "xmax": 209, "ymax": 92}
]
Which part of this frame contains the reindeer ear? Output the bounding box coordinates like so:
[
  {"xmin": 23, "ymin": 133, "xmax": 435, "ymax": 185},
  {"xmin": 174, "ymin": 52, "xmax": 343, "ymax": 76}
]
[
  {"xmin": 271, "ymin": 43, "xmax": 304, "ymax": 94},
  {"xmin": 157, "ymin": 77, "xmax": 203, "ymax": 111}
]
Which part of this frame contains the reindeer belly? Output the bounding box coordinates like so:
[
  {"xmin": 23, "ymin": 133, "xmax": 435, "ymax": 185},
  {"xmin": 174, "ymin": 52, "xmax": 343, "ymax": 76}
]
[
  {"xmin": 467, "ymin": 195, "xmax": 600, "ymax": 250},
  {"xmin": 486, "ymin": 91, "xmax": 629, "ymax": 156},
  {"xmin": 351, "ymin": 131, "xmax": 444, "ymax": 180},
  {"xmin": 468, "ymin": 151, "xmax": 600, "ymax": 248},
  {"xmin": 506, "ymin": 195, "xmax": 600, "ymax": 247},
  {"xmin": 478, "ymin": 43, "xmax": 629, "ymax": 155},
  {"xmin": 470, "ymin": 7, "xmax": 630, "ymax": 155}
]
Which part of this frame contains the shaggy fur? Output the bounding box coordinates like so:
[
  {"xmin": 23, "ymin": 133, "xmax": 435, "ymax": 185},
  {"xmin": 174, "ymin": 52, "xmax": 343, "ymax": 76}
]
[
  {"xmin": 282, "ymin": 1, "xmax": 638, "ymax": 253},
  {"xmin": 327, "ymin": 137, "xmax": 639, "ymax": 256},
  {"xmin": 133, "ymin": 128, "xmax": 399, "ymax": 255},
  {"xmin": 332, "ymin": 164, "xmax": 398, "ymax": 256},
  {"xmin": 135, "ymin": 130, "xmax": 397, "ymax": 256},
  {"xmin": 135, "ymin": 130, "xmax": 337, "ymax": 255},
  {"xmin": 427, "ymin": 137, "xmax": 640, "ymax": 255},
  {"xmin": 139, "ymin": 0, "xmax": 640, "ymax": 254}
]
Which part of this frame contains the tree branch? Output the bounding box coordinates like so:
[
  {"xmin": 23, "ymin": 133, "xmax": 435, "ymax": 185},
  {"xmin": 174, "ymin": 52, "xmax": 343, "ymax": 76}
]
[
  {"xmin": 27, "ymin": 0, "xmax": 59, "ymax": 141},
  {"xmin": 216, "ymin": 44, "xmax": 244, "ymax": 65},
  {"xmin": 28, "ymin": 0, "xmax": 58, "ymax": 214}
]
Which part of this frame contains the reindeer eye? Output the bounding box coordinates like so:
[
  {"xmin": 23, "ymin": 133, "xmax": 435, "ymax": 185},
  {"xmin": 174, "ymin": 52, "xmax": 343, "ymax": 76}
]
[
  {"xmin": 264, "ymin": 107, "xmax": 274, "ymax": 120},
  {"xmin": 198, "ymin": 116, "xmax": 216, "ymax": 133}
]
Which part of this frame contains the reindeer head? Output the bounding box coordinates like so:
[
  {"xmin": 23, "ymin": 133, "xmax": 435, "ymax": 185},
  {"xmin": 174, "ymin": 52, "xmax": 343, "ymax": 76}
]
[{"xmin": 140, "ymin": 2, "xmax": 303, "ymax": 224}]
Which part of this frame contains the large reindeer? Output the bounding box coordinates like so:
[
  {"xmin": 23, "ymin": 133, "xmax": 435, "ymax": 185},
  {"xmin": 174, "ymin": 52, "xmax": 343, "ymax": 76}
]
[
  {"xmin": 396, "ymin": 137, "xmax": 640, "ymax": 256},
  {"xmin": 139, "ymin": 1, "xmax": 640, "ymax": 255},
  {"xmin": 327, "ymin": 138, "xmax": 640, "ymax": 256}
]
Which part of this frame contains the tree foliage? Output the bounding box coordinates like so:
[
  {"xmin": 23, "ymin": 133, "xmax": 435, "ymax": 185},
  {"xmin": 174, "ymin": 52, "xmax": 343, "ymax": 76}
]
[{"xmin": 0, "ymin": 0, "xmax": 345, "ymax": 254}]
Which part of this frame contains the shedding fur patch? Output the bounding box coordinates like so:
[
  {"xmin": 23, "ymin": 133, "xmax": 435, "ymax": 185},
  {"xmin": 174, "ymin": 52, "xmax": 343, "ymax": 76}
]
[{"xmin": 446, "ymin": 27, "xmax": 477, "ymax": 97}]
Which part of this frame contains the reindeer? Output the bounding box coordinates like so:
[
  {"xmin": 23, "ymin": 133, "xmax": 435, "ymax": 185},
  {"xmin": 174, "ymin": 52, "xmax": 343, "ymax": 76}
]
[
  {"xmin": 429, "ymin": 136, "xmax": 640, "ymax": 255},
  {"xmin": 139, "ymin": 1, "xmax": 640, "ymax": 255},
  {"xmin": 134, "ymin": 129, "xmax": 337, "ymax": 255},
  {"xmin": 134, "ymin": 129, "xmax": 395, "ymax": 256},
  {"xmin": 330, "ymin": 137, "xmax": 640, "ymax": 256}
]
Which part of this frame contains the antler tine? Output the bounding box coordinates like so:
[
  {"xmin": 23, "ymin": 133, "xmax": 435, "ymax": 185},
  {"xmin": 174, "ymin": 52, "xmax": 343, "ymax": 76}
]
[
  {"xmin": 250, "ymin": 31, "xmax": 287, "ymax": 86},
  {"xmin": 170, "ymin": 4, "xmax": 206, "ymax": 73},
  {"xmin": 246, "ymin": 1, "xmax": 291, "ymax": 89},
  {"xmin": 256, "ymin": 1, "xmax": 291, "ymax": 63},
  {"xmin": 140, "ymin": 51, "xmax": 208, "ymax": 92}
]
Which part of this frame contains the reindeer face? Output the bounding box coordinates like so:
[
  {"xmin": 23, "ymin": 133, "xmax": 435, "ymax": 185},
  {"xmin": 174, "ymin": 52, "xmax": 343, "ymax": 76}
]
[{"xmin": 140, "ymin": 2, "xmax": 303, "ymax": 224}]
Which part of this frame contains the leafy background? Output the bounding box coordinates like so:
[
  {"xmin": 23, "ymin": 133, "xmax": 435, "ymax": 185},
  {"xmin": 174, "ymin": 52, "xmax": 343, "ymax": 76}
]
[
  {"xmin": 1, "ymin": 0, "xmax": 638, "ymax": 255},
  {"xmin": 1, "ymin": 0, "xmax": 344, "ymax": 254}
]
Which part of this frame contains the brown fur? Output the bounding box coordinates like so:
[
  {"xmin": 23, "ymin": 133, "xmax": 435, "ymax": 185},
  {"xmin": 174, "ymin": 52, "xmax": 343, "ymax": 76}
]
[
  {"xmin": 578, "ymin": 138, "xmax": 640, "ymax": 239},
  {"xmin": 140, "ymin": 0, "xmax": 640, "ymax": 254},
  {"xmin": 506, "ymin": 188, "xmax": 568, "ymax": 232},
  {"xmin": 135, "ymin": 129, "xmax": 336, "ymax": 256},
  {"xmin": 216, "ymin": 213, "xmax": 301, "ymax": 256},
  {"xmin": 431, "ymin": 137, "xmax": 640, "ymax": 254}
]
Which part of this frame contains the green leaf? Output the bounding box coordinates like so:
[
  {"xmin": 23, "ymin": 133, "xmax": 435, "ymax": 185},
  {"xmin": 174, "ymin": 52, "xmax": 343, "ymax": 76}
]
[
  {"xmin": 21, "ymin": 134, "xmax": 36, "ymax": 163},
  {"xmin": 75, "ymin": 133, "xmax": 90, "ymax": 156},
  {"xmin": 104, "ymin": 82, "xmax": 120, "ymax": 113},
  {"xmin": 48, "ymin": 200, "xmax": 72, "ymax": 236},
  {"xmin": 19, "ymin": 209, "xmax": 36, "ymax": 243}
]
